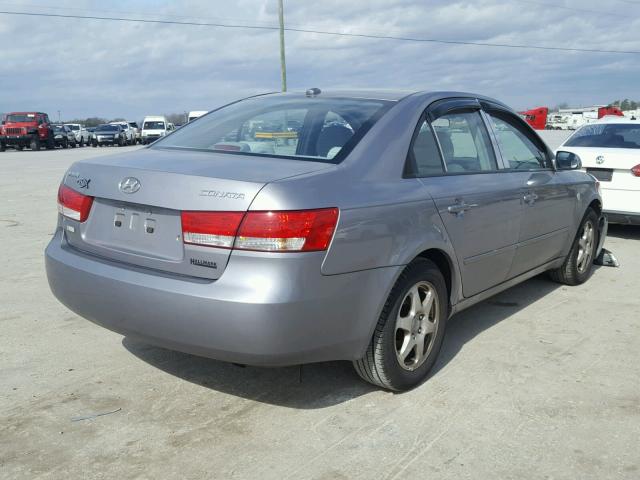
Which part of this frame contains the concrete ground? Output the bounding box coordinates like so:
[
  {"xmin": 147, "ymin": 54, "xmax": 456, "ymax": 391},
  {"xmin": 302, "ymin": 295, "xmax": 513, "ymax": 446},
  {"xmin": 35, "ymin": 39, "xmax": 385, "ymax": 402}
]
[{"xmin": 1, "ymin": 146, "xmax": 638, "ymax": 480}]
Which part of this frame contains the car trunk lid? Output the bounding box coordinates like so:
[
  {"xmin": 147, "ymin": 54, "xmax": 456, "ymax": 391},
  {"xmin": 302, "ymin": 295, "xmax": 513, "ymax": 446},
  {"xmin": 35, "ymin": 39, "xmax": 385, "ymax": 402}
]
[{"xmin": 62, "ymin": 148, "xmax": 332, "ymax": 279}]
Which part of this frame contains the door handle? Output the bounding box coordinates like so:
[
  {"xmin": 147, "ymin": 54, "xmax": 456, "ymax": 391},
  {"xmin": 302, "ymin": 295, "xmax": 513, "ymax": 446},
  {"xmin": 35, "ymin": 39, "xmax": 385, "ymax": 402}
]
[
  {"xmin": 523, "ymin": 192, "xmax": 539, "ymax": 205},
  {"xmin": 447, "ymin": 201, "xmax": 478, "ymax": 215}
]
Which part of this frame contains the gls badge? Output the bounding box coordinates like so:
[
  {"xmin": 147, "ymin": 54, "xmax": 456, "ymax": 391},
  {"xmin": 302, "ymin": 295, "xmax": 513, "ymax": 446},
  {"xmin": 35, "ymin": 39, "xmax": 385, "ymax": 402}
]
[{"xmin": 119, "ymin": 177, "xmax": 141, "ymax": 194}]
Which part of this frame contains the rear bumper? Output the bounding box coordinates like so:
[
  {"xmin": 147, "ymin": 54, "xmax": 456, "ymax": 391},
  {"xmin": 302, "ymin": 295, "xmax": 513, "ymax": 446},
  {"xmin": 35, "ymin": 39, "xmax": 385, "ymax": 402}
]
[
  {"xmin": 45, "ymin": 229, "xmax": 398, "ymax": 366},
  {"xmin": 605, "ymin": 210, "xmax": 640, "ymax": 226}
]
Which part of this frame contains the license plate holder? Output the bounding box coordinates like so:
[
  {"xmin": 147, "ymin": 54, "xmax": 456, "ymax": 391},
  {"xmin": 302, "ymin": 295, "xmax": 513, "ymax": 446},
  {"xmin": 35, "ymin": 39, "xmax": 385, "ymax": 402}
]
[{"xmin": 586, "ymin": 168, "xmax": 613, "ymax": 182}]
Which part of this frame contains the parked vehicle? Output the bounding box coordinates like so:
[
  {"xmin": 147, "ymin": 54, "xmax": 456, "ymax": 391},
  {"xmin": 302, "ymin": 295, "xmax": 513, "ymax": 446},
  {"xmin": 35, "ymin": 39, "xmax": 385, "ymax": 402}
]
[
  {"xmin": 558, "ymin": 117, "xmax": 640, "ymax": 225},
  {"xmin": 65, "ymin": 124, "xmax": 89, "ymax": 146},
  {"xmin": 52, "ymin": 124, "xmax": 77, "ymax": 148},
  {"xmin": 141, "ymin": 116, "xmax": 168, "ymax": 144},
  {"xmin": 188, "ymin": 110, "xmax": 208, "ymax": 122},
  {"xmin": 128, "ymin": 121, "xmax": 141, "ymax": 144},
  {"xmin": 519, "ymin": 107, "xmax": 548, "ymax": 130},
  {"xmin": 46, "ymin": 90, "xmax": 607, "ymax": 391},
  {"xmin": 0, "ymin": 112, "xmax": 55, "ymax": 151},
  {"xmin": 92, "ymin": 124, "xmax": 127, "ymax": 147},
  {"xmin": 547, "ymin": 106, "xmax": 625, "ymax": 130},
  {"xmin": 109, "ymin": 122, "xmax": 135, "ymax": 145}
]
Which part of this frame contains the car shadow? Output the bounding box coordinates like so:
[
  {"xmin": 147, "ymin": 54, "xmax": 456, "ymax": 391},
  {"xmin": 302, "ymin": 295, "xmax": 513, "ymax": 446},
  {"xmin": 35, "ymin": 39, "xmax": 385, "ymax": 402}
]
[
  {"xmin": 429, "ymin": 275, "xmax": 560, "ymax": 378},
  {"xmin": 123, "ymin": 274, "xmax": 562, "ymax": 409},
  {"xmin": 607, "ymin": 224, "xmax": 640, "ymax": 240}
]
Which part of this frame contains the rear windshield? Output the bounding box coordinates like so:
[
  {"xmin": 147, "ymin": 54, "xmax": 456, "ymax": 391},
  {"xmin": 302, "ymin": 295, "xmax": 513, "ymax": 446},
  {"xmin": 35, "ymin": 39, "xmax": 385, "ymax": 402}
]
[
  {"xmin": 144, "ymin": 121, "xmax": 165, "ymax": 129},
  {"xmin": 152, "ymin": 95, "xmax": 392, "ymax": 163},
  {"xmin": 6, "ymin": 114, "xmax": 36, "ymax": 122},
  {"xmin": 67, "ymin": 125, "xmax": 80, "ymax": 131},
  {"xmin": 565, "ymin": 123, "xmax": 640, "ymax": 149}
]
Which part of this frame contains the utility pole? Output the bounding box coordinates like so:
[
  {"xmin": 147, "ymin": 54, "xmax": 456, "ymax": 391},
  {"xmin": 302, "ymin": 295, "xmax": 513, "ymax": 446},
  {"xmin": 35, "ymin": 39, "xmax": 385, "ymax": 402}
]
[{"xmin": 278, "ymin": 0, "xmax": 287, "ymax": 92}]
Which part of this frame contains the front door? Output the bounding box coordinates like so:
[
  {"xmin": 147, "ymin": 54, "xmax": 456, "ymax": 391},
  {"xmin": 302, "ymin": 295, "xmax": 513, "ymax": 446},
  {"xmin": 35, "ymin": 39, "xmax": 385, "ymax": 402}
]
[{"xmin": 484, "ymin": 109, "xmax": 575, "ymax": 277}]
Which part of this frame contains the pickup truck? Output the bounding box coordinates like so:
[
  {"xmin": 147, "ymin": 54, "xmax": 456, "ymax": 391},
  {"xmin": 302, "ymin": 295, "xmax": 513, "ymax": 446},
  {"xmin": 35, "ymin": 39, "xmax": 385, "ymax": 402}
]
[
  {"xmin": 0, "ymin": 112, "xmax": 55, "ymax": 151},
  {"xmin": 64, "ymin": 124, "xmax": 89, "ymax": 146}
]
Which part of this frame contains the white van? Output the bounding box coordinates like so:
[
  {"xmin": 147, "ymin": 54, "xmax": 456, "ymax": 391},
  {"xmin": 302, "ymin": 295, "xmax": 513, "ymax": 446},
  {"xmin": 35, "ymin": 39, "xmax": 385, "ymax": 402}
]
[
  {"xmin": 141, "ymin": 116, "xmax": 168, "ymax": 144},
  {"xmin": 188, "ymin": 111, "xmax": 208, "ymax": 123}
]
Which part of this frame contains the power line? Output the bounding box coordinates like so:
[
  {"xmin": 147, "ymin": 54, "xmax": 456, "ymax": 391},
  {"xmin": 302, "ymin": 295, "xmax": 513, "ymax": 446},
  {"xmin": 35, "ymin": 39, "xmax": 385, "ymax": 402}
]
[{"xmin": 1, "ymin": 10, "xmax": 639, "ymax": 55}]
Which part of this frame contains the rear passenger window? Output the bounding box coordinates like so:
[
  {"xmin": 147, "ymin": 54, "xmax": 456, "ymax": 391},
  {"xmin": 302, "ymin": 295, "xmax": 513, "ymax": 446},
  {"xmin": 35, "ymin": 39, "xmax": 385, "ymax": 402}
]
[
  {"xmin": 431, "ymin": 111, "xmax": 497, "ymax": 173},
  {"xmin": 408, "ymin": 121, "xmax": 444, "ymax": 176},
  {"xmin": 488, "ymin": 114, "xmax": 549, "ymax": 170}
]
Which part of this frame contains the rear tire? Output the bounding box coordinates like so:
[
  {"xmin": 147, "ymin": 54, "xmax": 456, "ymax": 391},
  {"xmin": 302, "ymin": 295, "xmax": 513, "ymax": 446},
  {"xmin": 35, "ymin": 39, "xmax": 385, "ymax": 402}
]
[
  {"xmin": 353, "ymin": 258, "xmax": 448, "ymax": 391},
  {"xmin": 549, "ymin": 209, "xmax": 598, "ymax": 286}
]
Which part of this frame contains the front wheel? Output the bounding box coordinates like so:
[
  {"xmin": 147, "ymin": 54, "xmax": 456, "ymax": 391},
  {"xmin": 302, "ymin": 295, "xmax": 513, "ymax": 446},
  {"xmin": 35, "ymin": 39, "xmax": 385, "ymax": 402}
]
[
  {"xmin": 549, "ymin": 209, "xmax": 598, "ymax": 285},
  {"xmin": 353, "ymin": 258, "xmax": 448, "ymax": 391},
  {"xmin": 62, "ymin": 139, "xmax": 68, "ymax": 149},
  {"xmin": 30, "ymin": 138, "xmax": 41, "ymax": 151}
]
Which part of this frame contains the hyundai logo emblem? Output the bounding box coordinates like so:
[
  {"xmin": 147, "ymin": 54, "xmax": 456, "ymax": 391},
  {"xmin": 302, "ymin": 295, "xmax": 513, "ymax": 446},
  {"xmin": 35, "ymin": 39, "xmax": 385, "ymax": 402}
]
[
  {"xmin": 596, "ymin": 155, "xmax": 605, "ymax": 165},
  {"xmin": 119, "ymin": 177, "xmax": 141, "ymax": 194}
]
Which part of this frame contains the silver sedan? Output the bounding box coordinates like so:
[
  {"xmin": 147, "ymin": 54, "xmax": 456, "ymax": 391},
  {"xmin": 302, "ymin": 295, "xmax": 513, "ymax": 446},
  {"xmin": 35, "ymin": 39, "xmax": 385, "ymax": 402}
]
[{"xmin": 46, "ymin": 89, "xmax": 606, "ymax": 390}]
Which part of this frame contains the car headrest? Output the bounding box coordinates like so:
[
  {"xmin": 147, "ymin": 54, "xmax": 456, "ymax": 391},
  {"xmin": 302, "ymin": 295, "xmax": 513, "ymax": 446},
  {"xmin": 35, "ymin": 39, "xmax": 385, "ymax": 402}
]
[{"xmin": 317, "ymin": 125, "xmax": 353, "ymax": 158}]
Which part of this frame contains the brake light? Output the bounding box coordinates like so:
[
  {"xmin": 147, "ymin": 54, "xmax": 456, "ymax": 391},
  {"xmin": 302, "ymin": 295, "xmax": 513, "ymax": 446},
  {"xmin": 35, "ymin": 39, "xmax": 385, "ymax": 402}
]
[
  {"xmin": 57, "ymin": 185, "xmax": 94, "ymax": 222},
  {"xmin": 181, "ymin": 211, "xmax": 244, "ymax": 248},
  {"xmin": 632, "ymin": 164, "xmax": 640, "ymax": 177},
  {"xmin": 180, "ymin": 208, "xmax": 339, "ymax": 252},
  {"xmin": 236, "ymin": 208, "xmax": 339, "ymax": 252}
]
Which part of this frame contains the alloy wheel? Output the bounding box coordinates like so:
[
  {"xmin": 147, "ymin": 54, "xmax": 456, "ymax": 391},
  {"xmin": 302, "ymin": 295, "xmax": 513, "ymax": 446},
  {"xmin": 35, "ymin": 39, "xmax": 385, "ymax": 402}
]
[{"xmin": 394, "ymin": 281, "xmax": 440, "ymax": 371}]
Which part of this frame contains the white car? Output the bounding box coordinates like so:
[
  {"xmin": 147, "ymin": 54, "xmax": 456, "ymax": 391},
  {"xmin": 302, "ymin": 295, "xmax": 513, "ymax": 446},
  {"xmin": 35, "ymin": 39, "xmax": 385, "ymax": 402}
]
[
  {"xmin": 64, "ymin": 123, "xmax": 89, "ymax": 146},
  {"xmin": 558, "ymin": 117, "xmax": 640, "ymax": 225},
  {"xmin": 109, "ymin": 122, "xmax": 135, "ymax": 145}
]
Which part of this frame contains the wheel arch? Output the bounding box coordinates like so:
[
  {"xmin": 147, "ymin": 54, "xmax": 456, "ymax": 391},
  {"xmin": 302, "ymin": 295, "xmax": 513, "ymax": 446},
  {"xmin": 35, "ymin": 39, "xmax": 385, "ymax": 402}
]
[
  {"xmin": 414, "ymin": 248, "xmax": 457, "ymax": 309},
  {"xmin": 588, "ymin": 198, "xmax": 602, "ymax": 215}
]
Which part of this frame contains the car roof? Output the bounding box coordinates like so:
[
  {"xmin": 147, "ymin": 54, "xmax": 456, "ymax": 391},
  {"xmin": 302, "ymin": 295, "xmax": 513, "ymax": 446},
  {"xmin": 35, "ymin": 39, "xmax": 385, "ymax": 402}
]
[
  {"xmin": 264, "ymin": 89, "xmax": 510, "ymax": 109},
  {"xmin": 7, "ymin": 111, "xmax": 45, "ymax": 115}
]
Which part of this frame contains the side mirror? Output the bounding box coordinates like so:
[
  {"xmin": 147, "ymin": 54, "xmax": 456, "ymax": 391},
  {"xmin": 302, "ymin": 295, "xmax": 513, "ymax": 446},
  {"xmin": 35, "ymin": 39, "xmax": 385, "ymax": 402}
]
[{"xmin": 556, "ymin": 151, "xmax": 582, "ymax": 170}]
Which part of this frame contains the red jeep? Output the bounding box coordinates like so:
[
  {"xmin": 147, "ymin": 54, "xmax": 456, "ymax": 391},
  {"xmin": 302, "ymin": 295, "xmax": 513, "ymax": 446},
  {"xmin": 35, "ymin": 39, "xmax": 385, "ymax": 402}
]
[{"xmin": 0, "ymin": 112, "xmax": 55, "ymax": 151}]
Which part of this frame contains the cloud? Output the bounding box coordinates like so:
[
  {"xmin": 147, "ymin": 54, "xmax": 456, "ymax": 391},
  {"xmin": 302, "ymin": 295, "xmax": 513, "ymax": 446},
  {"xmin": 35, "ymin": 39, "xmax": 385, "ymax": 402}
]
[{"xmin": 0, "ymin": 0, "xmax": 638, "ymax": 120}]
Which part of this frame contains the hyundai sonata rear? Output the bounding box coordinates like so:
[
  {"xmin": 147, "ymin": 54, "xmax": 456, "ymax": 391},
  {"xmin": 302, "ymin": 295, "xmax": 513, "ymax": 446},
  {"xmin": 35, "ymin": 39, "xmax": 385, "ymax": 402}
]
[{"xmin": 45, "ymin": 92, "xmax": 401, "ymax": 370}]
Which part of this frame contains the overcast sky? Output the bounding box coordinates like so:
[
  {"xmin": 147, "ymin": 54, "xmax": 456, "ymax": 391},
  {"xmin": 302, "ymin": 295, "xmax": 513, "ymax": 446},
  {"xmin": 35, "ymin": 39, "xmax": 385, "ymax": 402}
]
[{"xmin": 1, "ymin": 0, "xmax": 639, "ymax": 121}]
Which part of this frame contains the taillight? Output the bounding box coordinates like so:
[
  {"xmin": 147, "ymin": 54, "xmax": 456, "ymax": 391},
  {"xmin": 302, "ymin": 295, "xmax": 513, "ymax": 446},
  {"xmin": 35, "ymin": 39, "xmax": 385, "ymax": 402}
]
[
  {"xmin": 236, "ymin": 209, "xmax": 339, "ymax": 252},
  {"xmin": 57, "ymin": 185, "xmax": 93, "ymax": 222},
  {"xmin": 181, "ymin": 211, "xmax": 244, "ymax": 248},
  {"xmin": 632, "ymin": 164, "xmax": 640, "ymax": 177},
  {"xmin": 180, "ymin": 208, "xmax": 339, "ymax": 252}
]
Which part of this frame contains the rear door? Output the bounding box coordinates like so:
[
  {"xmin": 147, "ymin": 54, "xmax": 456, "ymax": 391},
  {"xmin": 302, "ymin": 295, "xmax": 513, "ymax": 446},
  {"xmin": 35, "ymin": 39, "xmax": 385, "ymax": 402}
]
[
  {"xmin": 484, "ymin": 106, "xmax": 575, "ymax": 276},
  {"xmin": 418, "ymin": 99, "xmax": 523, "ymax": 298}
]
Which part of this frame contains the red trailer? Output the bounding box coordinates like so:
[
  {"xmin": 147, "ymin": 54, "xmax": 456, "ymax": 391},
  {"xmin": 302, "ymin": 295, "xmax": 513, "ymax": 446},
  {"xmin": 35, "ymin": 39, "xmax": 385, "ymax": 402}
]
[
  {"xmin": 597, "ymin": 106, "xmax": 624, "ymax": 118},
  {"xmin": 519, "ymin": 107, "xmax": 548, "ymax": 130}
]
